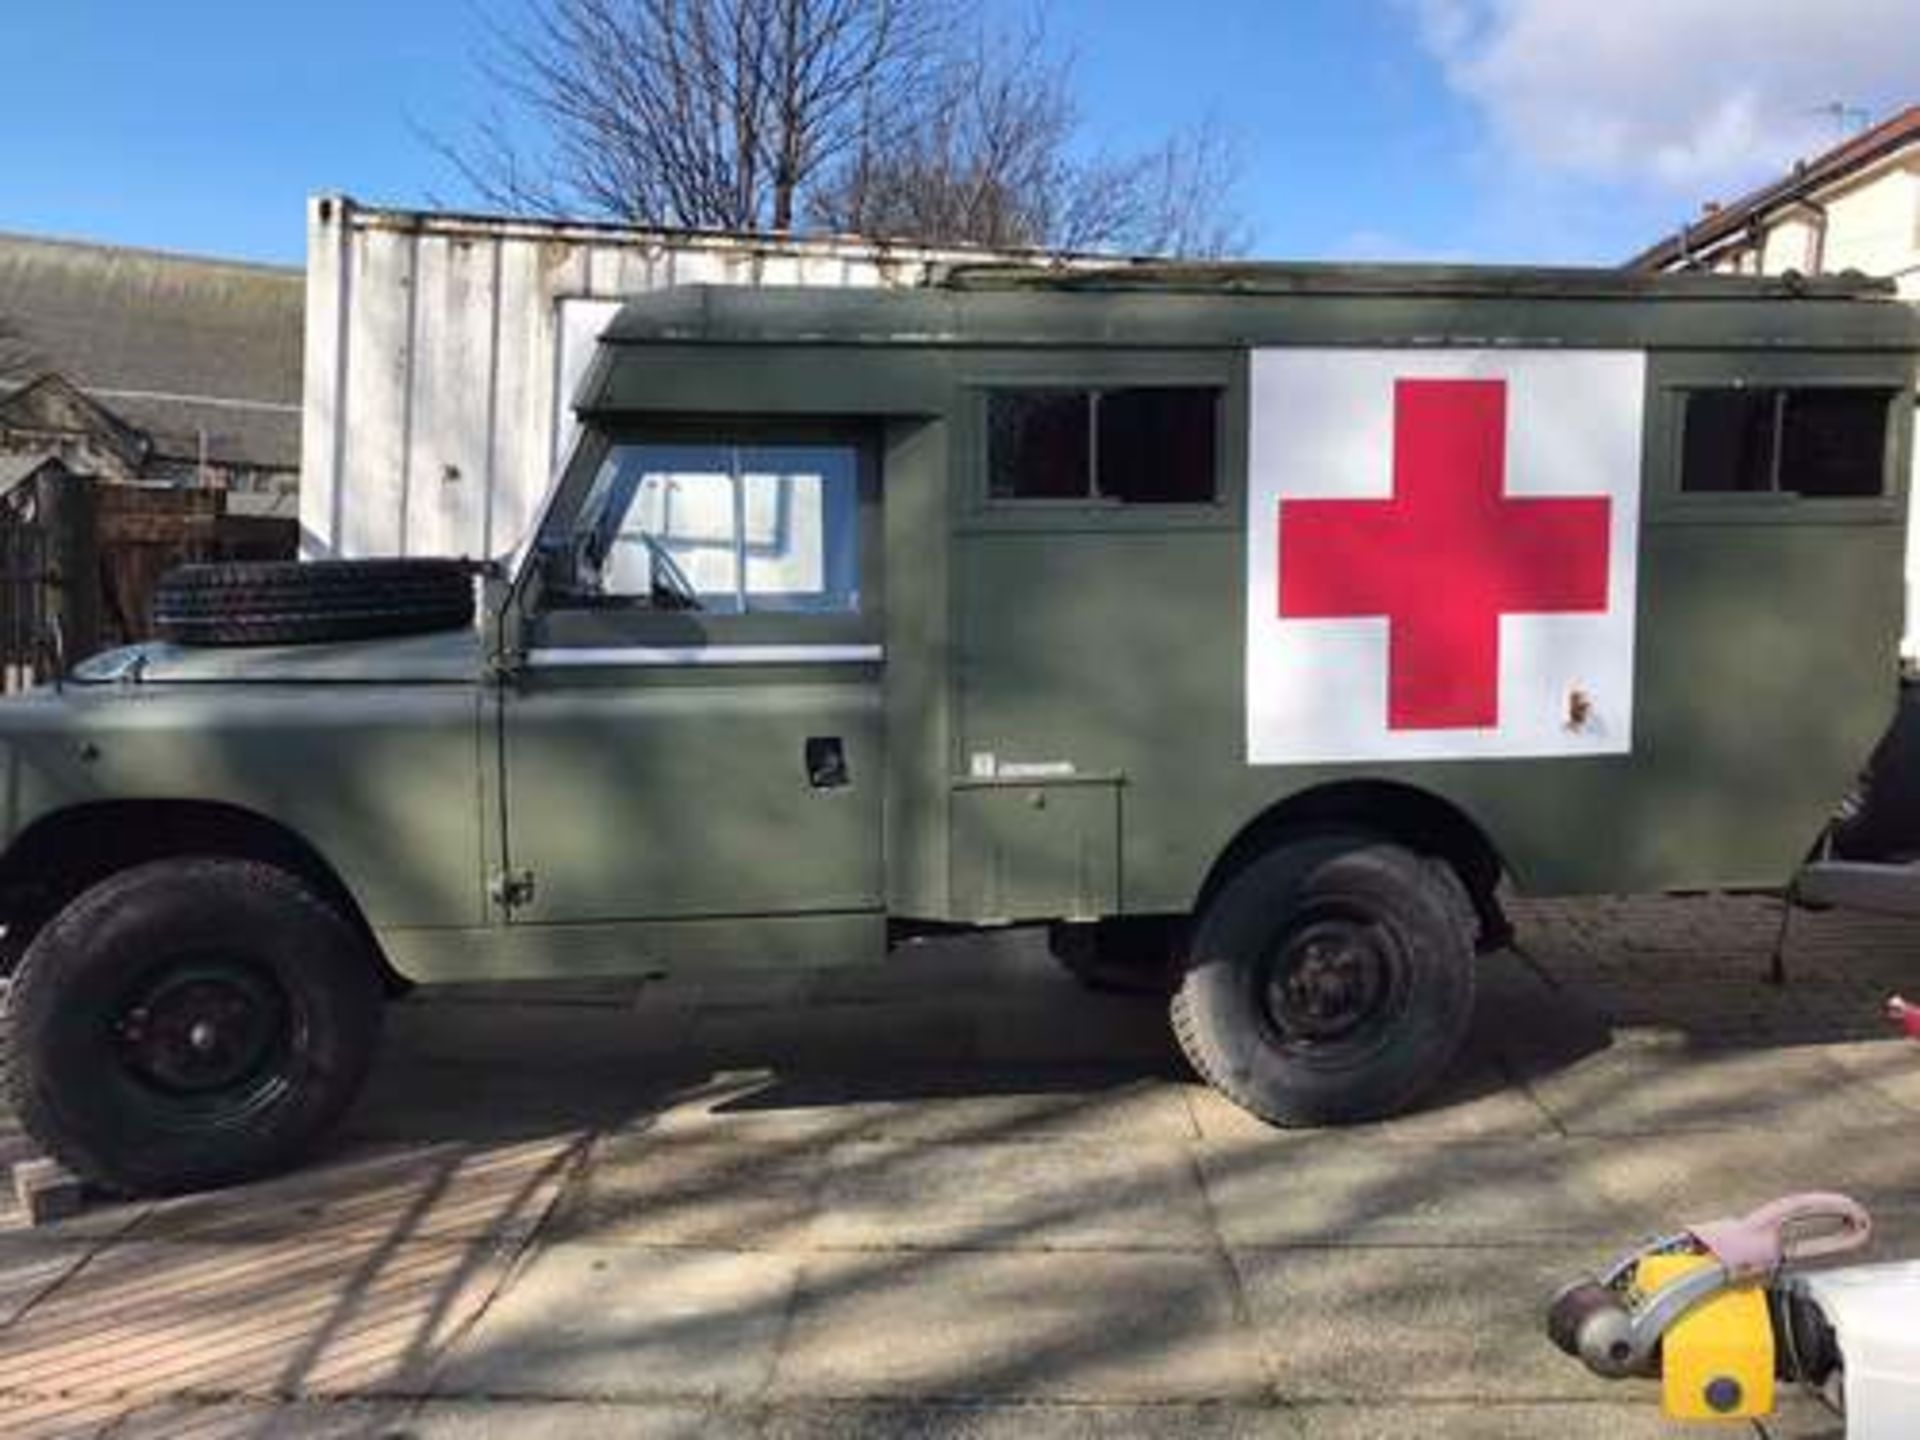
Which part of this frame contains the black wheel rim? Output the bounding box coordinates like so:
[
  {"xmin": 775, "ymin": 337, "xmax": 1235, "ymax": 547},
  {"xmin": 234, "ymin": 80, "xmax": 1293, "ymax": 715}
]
[
  {"xmin": 1254, "ymin": 901, "xmax": 1412, "ymax": 1068},
  {"xmin": 109, "ymin": 957, "xmax": 293, "ymax": 1119}
]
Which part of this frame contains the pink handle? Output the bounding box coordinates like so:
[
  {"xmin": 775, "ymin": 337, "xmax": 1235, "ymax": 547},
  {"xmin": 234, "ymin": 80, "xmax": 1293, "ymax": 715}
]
[
  {"xmin": 1891, "ymin": 996, "xmax": 1920, "ymax": 1040},
  {"xmin": 1690, "ymin": 1193, "xmax": 1872, "ymax": 1277}
]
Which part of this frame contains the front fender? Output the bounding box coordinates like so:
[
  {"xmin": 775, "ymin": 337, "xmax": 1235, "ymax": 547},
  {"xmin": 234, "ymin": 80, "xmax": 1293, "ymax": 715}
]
[{"xmin": 0, "ymin": 679, "xmax": 488, "ymax": 930}]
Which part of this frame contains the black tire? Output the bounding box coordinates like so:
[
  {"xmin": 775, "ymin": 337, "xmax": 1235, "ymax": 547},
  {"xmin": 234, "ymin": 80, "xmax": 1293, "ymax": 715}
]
[
  {"xmin": 2, "ymin": 857, "xmax": 383, "ymax": 1195},
  {"xmin": 1172, "ymin": 836, "xmax": 1476, "ymax": 1126},
  {"xmin": 153, "ymin": 559, "xmax": 475, "ymax": 647},
  {"xmin": 1048, "ymin": 918, "xmax": 1182, "ymax": 996}
]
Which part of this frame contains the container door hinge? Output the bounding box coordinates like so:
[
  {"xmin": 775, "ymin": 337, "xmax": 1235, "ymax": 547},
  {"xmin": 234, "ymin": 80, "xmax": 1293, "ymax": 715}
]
[{"xmin": 489, "ymin": 867, "xmax": 536, "ymax": 913}]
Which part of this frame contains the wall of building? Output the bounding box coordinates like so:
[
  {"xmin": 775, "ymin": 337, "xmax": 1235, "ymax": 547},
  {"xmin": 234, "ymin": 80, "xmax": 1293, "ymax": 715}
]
[
  {"xmin": 1674, "ymin": 155, "xmax": 1920, "ymax": 654},
  {"xmin": 1820, "ymin": 161, "xmax": 1920, "ymax": 299},
  {"xmin": 1689, "ymin": 160, "xmax": 1920, "ymax": 299},
  {"xmin": 300, "ymin": 197, "xmax": 1045, "ymax": 561}
]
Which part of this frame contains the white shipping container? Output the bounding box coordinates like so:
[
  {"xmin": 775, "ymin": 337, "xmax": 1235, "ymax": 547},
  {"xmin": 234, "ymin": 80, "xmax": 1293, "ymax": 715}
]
[{"xmin": 300, "ymin": 195, "xmax": 1048, "ymax": 560}]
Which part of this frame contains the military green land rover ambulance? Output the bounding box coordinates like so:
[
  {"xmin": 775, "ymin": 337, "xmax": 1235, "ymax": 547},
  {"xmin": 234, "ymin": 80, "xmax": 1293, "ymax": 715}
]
[{"xmin": 1, "ymin": 265, "xmax": 1914, "ymax": 1195}]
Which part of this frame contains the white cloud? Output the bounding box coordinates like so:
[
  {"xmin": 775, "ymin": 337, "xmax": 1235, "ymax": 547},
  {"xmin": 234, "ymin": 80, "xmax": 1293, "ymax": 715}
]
[{"xmin": 1414, "ymin": 0, "xmax": 1920, "ymax": 196}]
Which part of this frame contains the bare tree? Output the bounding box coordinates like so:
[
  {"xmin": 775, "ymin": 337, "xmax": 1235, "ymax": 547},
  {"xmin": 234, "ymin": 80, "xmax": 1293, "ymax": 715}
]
[
  {"xmin": 808, "ymin": 25, "xmax": 1074, "ymax": 250},
  {"xmin": 810, "ymin": 27, "xmax": 1246, "ymax": 256},
  {"xmin": 452, "ymin": 0, "xmax": 947, "ymax": 232},
  {"xmin": 453, "ymin": 1, "xmax": 1247, "ymax": 255}
]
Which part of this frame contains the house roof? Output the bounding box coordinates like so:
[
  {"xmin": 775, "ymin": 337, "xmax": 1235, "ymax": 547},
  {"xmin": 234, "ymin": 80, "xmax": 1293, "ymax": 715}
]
[
  {"xmin": 1626, "ymin": 106, "xmax": 1920, "ymax": 273},
  {"xmin": 0, "ymin": 451, "xmax": 68, "ymax": 499},
  {"xmin": 0, "ymin": 232, "xmax": 302, "ymax": 469},
  {"xmin": 0, "ymin": 373, "xmax": 150, "ymax": 468}
]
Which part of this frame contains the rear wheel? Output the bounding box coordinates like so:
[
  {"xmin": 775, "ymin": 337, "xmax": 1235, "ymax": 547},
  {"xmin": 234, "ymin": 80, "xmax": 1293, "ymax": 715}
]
[
  {"xmin": 2, "ymin": 857, "xmax": 383, "ymax": 1195},
  {"xmin": 1172, "ymin": 835, "xmax": 1476, "ymax": 1126}
]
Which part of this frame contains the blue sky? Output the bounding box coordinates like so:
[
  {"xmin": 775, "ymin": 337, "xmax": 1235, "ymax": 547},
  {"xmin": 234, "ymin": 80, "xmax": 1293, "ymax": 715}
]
[{"xmin": 2, "ymin": 1, "xmax": 1915, "ymax": 268}]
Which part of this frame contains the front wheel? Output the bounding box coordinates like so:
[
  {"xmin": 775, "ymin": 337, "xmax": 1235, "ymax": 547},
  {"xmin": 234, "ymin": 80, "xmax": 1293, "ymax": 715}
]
[
  {"xmin": 1172, "ymin": 836, "xmax": 1476, "ymax": 1126},
  {"xmin": 3, "ymin": 857, "xmax": 384, "ymax": 1195}
]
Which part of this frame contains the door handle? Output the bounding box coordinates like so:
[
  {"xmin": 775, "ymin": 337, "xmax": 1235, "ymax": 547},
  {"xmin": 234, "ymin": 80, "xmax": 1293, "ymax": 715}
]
[{"xmin": 805, "ymin": 736, "xmax": 849, "ymax": 789}]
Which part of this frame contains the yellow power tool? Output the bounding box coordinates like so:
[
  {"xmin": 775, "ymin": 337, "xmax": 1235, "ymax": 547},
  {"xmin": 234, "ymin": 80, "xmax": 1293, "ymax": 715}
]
[{"xmin": 1547, "ymin": 1193, "xmax": 1873, "ymax": 1421}]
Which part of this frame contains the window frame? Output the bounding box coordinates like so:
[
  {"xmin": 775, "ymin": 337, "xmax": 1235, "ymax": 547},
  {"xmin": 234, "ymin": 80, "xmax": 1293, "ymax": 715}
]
[
  {"xmin": 576, "ymin": 440, "xmax": 863, "ymax": 616},
  {"xmin": 985, "ymin": 386, "xmax": 1225, "ymax": 507},
  {"xmin": 523, "ymin": 418, "xmax": 882, "ymax": 651},
  {"xmin": 1647, "ymin": 352, "xmax": 1911, "ymax": 528},
  {"xmin": 960, "ymin": 352, "xmax": 1243, "ymax": 534},
  {"xmin": 1677, "ymin": 385, "xmax": 1898, "ymax": 502}
]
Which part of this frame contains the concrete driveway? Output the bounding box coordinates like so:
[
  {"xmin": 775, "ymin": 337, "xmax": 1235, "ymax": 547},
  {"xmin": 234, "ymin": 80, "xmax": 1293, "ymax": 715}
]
[{"xmin": 2, "ymin": 894, "xmax": 1916, "ymax": 1438}]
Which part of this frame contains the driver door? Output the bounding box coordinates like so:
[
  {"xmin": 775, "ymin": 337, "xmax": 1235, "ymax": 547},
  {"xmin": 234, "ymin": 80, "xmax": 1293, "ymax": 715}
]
[{"xmin": 501, "ymin": 430, "xmax": 884, "ymax": 925}]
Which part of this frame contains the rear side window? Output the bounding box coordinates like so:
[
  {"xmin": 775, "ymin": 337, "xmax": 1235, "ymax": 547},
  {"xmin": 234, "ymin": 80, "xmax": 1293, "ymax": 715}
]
[
  {"xmin": 988, "ymin": 391, "xmax": 1089, "ymax": 500},
  {"xmin": 988, "ymin": 387, "xmax": 1220, "ymax": 503},
  {"xmin": 1681, "ymin": 387, "xmax": 1894, "ymax": 498}
]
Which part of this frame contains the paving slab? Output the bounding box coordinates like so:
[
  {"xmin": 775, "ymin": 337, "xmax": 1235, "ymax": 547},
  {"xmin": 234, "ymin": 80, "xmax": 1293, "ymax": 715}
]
[
  {"xmin": 1287, "ymin": 1399, "xmax": 1686, "ymax": 1438},
  {"xmin": 1185, "ymin": 1059, "xmax": 1556, "ymax": 1148},
  {"xmin": 1812, "ymin": 1037, "xmax": 1920, "ymax": 1116},
  {"xmin": 0, "ymin": 1194, "xmax": 154, "ymax": 1243},
  {"xmin": 771, "ymin": 1249, "xmax": 1264, "ymax": 1402},
  {"xmin": 403, "ymin": 1399, "xmax": 752, "ymax": 1438},
  {"xmin": 803, "ymin": 934, "xmax": 1051, "ymax": 1005},
  {"xmin": 647, "ymin": 1069, "xmax": 1200, "ymax": 1147},
  {"xmin": 128, "ymin": 1138, "xmax": 579, "ymax": 1246},
  {"xmin": 0, "ymin": 1237, "xmax": 516, "ymax": 1401},
  {"xmin": 0, "ymin": 1395, "xmax": 128, "ymax": 1439},
  {"xmin": 1576, "ymin": 1124, "xmax": 1920, "ymax": 1229},
  {"xmin": 1237, "ymin": 1245, "xmax": 1626, "ymax": 1402},
  {"xmin": 810, "ymin": 1139, "xmax": 1215, "ymax": 1252},
  {"xmin": 428, "ymin": 1243, "xmax": 798, "ymax": 1401},
  {"xmin": 339, "ymin": 1056, "xmax": 661, "ymax": 1146},
  {"xmin": 380, "ymin": 1001, "xmax": 702, "ymax": 1076},
  {"xmin": 760, "ymin": 1400, "xmax": 1298, "ymax": 1437},
  {"xmin": 103, "ymin": 1399, "xmax": 409, "ymax": 1438},
  {"xmin": 685, "ymin": 1002, "xmax": 986, "ymax": 1073},
  {"xmin": 832, "ymin": 1078, "xmax": 1201, "ymax": 1146},
  {"xmin": 1196, "ymin": 1135, "xmax": 1632, "ymax": 1248},
  {"xmin": 649, "ymin": 971, "xmax": 819, "ymax": 1012},
  {"xmin": 965, "ymin": 996, "xmax": 1184, "ymax": 1068},
  {"xmin": 545, "ymin": 1129, "xmax": 823, "ymax": 1249},
  {"xmin": 621, "ymin": 1070, "xmax": 882, "ymax": 1145},
  {"xmin": 1757, "ymin": 1390, "xmax": 1847, "ymax": 1439},
  {"xmin": 1512, "ymin": 1034, "xmax": 1910, "ymax": 1137},
  {"xmin": 0, "ymin": 1234, "xmax": 100, "ymax": 1327}
]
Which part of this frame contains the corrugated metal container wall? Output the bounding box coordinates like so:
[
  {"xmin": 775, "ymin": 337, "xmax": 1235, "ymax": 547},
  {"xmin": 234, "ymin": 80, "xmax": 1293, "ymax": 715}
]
[{"xmin": 300, "ymin": 195, "xmax": 1034, "ymax": 560}]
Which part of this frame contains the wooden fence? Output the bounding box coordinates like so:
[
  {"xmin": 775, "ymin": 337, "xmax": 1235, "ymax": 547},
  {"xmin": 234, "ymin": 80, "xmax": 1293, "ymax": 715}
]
[
  {"xmin": 0, "ymin": 509, "xmax": 48, "ymax": 693},
  {"xmin": 0, "ymin": 477, "xmax": 295, "ymax": 692}
]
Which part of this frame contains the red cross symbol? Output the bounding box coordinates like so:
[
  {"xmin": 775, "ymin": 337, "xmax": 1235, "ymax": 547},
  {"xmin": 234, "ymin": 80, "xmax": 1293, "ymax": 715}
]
[{"xmin": 1278, "ymin": 378, "xmax": 1611, "ymax": 730}]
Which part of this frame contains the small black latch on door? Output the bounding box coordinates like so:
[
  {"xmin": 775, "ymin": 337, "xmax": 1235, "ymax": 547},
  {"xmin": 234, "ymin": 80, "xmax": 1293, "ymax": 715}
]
[
  {"xmin": 489, "ymin": 867, "xmax": 536, "ymax": 912},
  {"xmin": 805, "ymin": 736, "xmax": 849, "ymax": 789}
]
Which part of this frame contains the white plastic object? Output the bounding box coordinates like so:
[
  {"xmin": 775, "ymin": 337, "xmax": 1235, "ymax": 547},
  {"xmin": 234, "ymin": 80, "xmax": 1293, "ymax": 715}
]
[{"xmin": 1797, "ymin": 1259, "xmax": 1920, "ymax": 1439}]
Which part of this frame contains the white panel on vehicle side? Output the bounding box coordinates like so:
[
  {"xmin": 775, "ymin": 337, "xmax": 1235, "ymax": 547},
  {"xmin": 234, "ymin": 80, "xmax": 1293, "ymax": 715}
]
[{"xmin": 1246, "ymin": 347, "xmax": 1645, "ymax": 764}]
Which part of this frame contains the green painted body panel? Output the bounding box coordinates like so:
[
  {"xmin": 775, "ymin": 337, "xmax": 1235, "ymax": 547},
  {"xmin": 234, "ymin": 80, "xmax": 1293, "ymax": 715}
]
[
  {"xmin": 502, "ymin": 667, "xmax": 883, "ymax": 922},
  {"xmin": 70, "ymin": 629, "xmax": 484, "ymax": 686},
  {"xmin": 383, "ymin": 910, "xmax": 884, "ymax": 982},
  {"xmin": 0, "ymin": 678, "xmax": 486, "ymax": 929},
  {"xmin": 0, "ymin": 269, "xmax": 1913, "ymax": 982},
  {"xmin": 951, "ymin": 777, "xmax": 1121, "ymax": 922}
]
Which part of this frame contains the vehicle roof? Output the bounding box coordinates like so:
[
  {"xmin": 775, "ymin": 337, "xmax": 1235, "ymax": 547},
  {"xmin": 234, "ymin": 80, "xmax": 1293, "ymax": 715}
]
[
  {"xmin": 941, "ymin": 261, "xmax": 1896, "ymax": 300},
  {"xmin": 597, "ymin": 263, "xmax": 1919, "ymax": 358}
]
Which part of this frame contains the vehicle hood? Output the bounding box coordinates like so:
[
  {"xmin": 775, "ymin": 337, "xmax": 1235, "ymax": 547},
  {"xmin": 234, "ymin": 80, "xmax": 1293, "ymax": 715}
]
[{"xmin": 68, "ymin": 626, "xmax": 484, "ymax": 686}]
